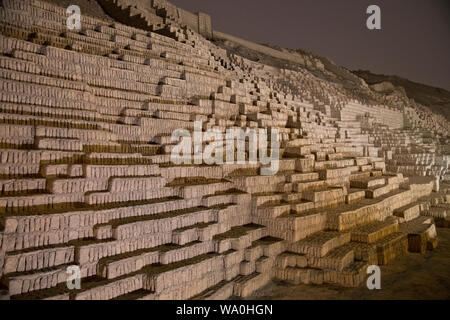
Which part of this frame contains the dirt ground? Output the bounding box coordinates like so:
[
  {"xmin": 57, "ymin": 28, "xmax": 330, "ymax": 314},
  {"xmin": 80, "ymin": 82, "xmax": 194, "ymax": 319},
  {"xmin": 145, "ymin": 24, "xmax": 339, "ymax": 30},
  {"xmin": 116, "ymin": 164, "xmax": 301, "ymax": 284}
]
[{"xmin": 248, "ymin": 228, "xmax": 450, "ymax": 300}]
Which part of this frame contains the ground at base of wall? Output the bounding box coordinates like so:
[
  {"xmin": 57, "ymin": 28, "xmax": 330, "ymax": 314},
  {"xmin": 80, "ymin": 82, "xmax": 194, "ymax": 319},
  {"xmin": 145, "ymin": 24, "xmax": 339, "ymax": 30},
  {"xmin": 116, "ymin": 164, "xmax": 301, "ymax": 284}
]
[{"xmin": 246, "ymin": 228, "xmax": 450, "ymax": 300}]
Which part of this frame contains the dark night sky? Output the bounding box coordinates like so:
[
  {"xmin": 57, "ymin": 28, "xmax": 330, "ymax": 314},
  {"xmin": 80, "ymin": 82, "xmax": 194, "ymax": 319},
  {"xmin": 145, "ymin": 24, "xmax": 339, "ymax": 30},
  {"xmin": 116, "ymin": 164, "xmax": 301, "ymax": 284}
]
[{"xmin": 170, "ymin": 0, "xmax": 450, "ymax": 91}]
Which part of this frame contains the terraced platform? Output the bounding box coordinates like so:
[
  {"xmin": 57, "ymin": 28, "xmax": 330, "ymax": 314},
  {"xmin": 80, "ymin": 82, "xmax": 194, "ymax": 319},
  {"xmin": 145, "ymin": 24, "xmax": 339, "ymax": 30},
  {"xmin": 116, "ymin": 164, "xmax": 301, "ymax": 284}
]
[{"xmin": 0, "ymin": 0, "xmax": 449, "ymax": 300}]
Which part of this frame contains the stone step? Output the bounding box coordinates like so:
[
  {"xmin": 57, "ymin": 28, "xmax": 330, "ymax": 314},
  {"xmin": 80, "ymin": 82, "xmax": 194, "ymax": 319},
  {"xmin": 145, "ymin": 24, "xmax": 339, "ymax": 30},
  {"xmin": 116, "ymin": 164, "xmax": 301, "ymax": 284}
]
[
  {"xmin": 282, "ymin": 192, "xmax": 303, "ymax": 203},
  {"xmin": 275, "ymin": 266, "xmax": 324, "ymax": 285},
  {"xmin": 155, "ymin": 110, "xmax": 191, "ymax": 122},
  {"xmin": 350, "ymin": 220, "xmax": 399, "ymax": 243},
  {"xmin": 201, "ymin": 189, "xmax": 248, "ymax": 208},
  {"xmin": 0, "ymin": 163, "xmax": 41, "ymax": 178},
  {"xmin": 84, "ymin": 152, "xmax": 152, "ymax": 165},
  {"xmin": 326, "ymin": 153, "xmax": 344, "ymax": 161},
  {"xmin": 250, "ymin": 237, "xmax": 285, "ymax": 259},
  {"xmin": 8, "ymin": 253, "xmax": 213, "ymax": 300},
  {"xmin": 3, "ymin": 245, "xmax": 75, "ymax": 274},
  {"xmin": 109, "ymin": 205, "xmax": 222, "ymax": 240},
  {"xmin": 323, "ymin": 261, "xmax": 368, "ymax": 287},
  {"xmin": 294, "ymin": 158, "xmax": 315, "ymax": 173},
  {"xmin": 111, "ymin": 252, "xmax": 223, "ymax": 300},
  {"xmin": 0, "ymin": 192, "xmax": 84, "ymax": 215},
  {"xmin": 85, "ymin": 182, "xmax": 175, "ymax": 206},
  {"xmin": 345, "ymin": 189, "xmax": 366, "ymax": 204},
  {"xmin": 239, "ymin": 255, "xmax": 277, "ymax": 276},
  {"xmin": 385, "ymin": 173, "xmax": 406, "ymax": 185},
  {"xmin": 359, "ymin": 164, "xmax": 373, "ymax": 172},
  {"xmin": 286, "ymin": 172, "xmax": 319, "ymax": 183},
  {"xmin": 85, "ymin": 164, "xmax": 160, "ymax": 180},
  {"xmin": 256, "ymin": 202, "xmax": 291, "ymax": 219},
  {"xmin": 85, "ymin": 143, "xmax": 161, "ymax": 156},
  {"xmin": 192, "ymin": 280, "xmax": 234, "ymax": 300},
  {"xmin": 349, "ymin": 171, "xmax": 371, "ymax": 181},
  {"xmin": 393, "ymin": 203, "xmax": 421, "ymax": 222},
  {"xmin": 317, "ymin": 167, "xmax": 352, "ymax": 180},
  {"xmin": 250, "ymin": 192, "xmax": 284, "ymax": 207},
  {"xmin": 275, "ymin": 252, "xmax": 307, "ymax": 269},
  {"xmin": 293, "ymin": 180, "xmax": 326, "ymax": 193},
  {"xmin": 48, "ymin": 177, "xmax": 108, "ymax": 194},
  {"xmin": 365, "ymin": 183, "xmax": 396, "ymax": 199},
  {"xmin": 42, "ymin": 164, "xmax": 83, "ymax": 178},
  {"xmin": 0, "ymin": 178, "xmax": 46, "ymax": 196},
  {"xmin": 355, "ymin": 158, "xmax": 370, "ymax": 166},
  {"xmin": 232, "ymin": 272, "xmax": 271, "ymax": 298},
  {"xmin": 370, "ymin": 170, "xmax": 384, "ymax": 177},
  {"xmin": 34, "ymin": 126, "xmax": 113, "ymax": 142},
  {"xmin": 332, "ymin": 188, "xmax": 412, "ymax": 231},
  {"xmin": 3, "ymin": 264, "xmax": 70, "ymax": 296},
  {"xmin": 350, "ymin": 176, "xmax": 386, "ymax": 189},
  {"xmin": 282, "ymin": 138, "xmax": 312, "ymax": 148},
  {"xmin": 74, "ymin": 274, "xmax": 145, "ymax": 300},
  {"xmin": 230, "ymin": 175, "xmax": 285, "ymax": 194},
  {"xmin": 98, "ymin": 241, "xmax": 213, "ymax": 279},
  {"xmin": 375, "ymin": 232, "xmax": 408, "ymax": 265},
  {"xmin": 213, "ymin": 224, "xmax": 267, "ymax": 253},
  {"xmin": 345, "ymin": 242, "xmax": 378, "ymax": 265},
  {"xmin": 36, "ymin": 138, "xmax": 83, "ymax": 152},
  {"xmin": 301, "ymin": 187, "xmax": 346, "ymax": 208},
  {"xmin": 289, "ymin": 199, "xmax": 315, "ymax": 214},
  {"xmin": 306, "ymin": 244, "xmax": 355, "ymax": 271},
  {"xmin": 172, "ymin": 221, "xmax": 219, "ymax": 245},
  {"xmin": 171, "ymin": 179, "xmax": 235, "ymax": 199},
  {"xmin": 274, "ymin": 209, "xmax": 328, "ymax": 243}
]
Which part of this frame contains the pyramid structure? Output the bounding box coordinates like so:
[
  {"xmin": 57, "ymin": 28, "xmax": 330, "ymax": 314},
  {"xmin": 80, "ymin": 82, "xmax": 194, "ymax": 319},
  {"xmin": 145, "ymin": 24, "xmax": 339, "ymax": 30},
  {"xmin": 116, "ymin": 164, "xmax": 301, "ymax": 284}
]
[{"xmin": 0, "ymin": 0, "xmax": 449, "ymax": 300}]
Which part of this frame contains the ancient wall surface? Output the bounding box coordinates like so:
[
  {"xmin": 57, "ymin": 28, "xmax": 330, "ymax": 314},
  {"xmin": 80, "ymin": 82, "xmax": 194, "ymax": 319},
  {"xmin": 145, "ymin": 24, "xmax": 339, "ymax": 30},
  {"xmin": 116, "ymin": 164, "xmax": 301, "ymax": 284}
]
[
  {"xmin": 214, "ymin": 31, "xmax": 306, "ymax": 66},
  {"xmin": 0, "ymin": 0, "xmax": 448, "ymax": 301},
  {"xmin": 178, "ymin": 8, "xmax": 197, "ymax": 29},
  {"xmin": 197, "ymin": 12, "xmax": 213, "ymax": 39},
  {"xmin": 97, "ymin": 0, "xmax": 163, "ymax": 29},
  {"xmin": 336, "ymin": 102, "xmax": 404, "ymax": 129}
]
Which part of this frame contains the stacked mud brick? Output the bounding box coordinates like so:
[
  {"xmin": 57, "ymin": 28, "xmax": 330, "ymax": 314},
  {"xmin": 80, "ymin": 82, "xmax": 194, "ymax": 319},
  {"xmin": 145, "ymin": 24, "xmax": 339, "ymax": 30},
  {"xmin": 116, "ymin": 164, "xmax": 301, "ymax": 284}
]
[
  {"xmin": 366, "ymin": 124, "xmax": 449, "ymax": 181},
  {"xmin": 0, "ymin": 0, "xmax": 449, "ymax": 300}
]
